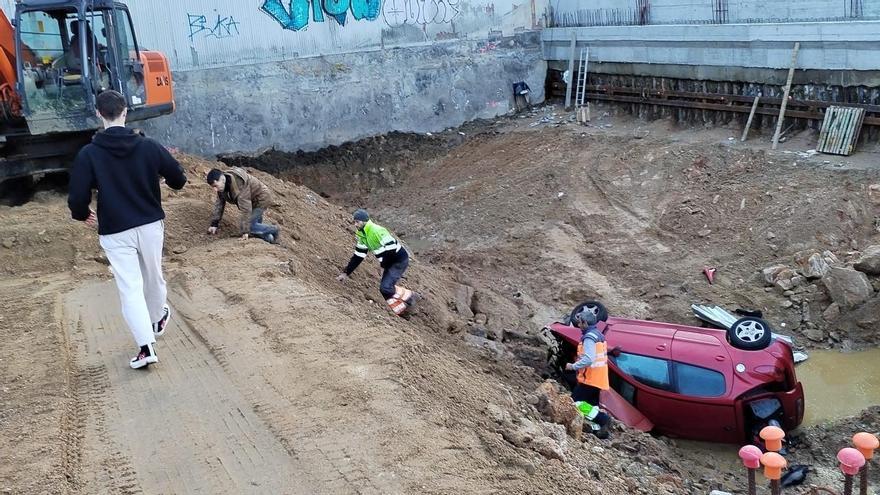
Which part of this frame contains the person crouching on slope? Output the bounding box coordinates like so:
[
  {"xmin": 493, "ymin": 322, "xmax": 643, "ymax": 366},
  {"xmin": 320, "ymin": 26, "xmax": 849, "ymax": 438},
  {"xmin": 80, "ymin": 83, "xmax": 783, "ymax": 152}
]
[
  {"xmin": 206, "ymin": 167, "xmax": 279, "ymax": 244},
  {"xmin": 336, "ymin": 209, "xmax": 418, "ymax": 316}
]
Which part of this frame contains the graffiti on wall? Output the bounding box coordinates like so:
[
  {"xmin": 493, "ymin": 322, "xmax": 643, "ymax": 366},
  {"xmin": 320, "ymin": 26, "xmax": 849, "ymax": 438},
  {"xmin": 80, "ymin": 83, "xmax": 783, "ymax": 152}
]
[
  {"xmin": 382, "ymin": 0, "xmax": 461, "ymax": 27},
  {"xmin": 261, "ymin": 0, "xmax": 381, "ymax": 30},
  {"xmin": 188, "ymin": 13, "xmax": 241, "ymax": 40},
  {"xmin": 261, "ymin": 0, "xmax": 460, "ymax": 30}
]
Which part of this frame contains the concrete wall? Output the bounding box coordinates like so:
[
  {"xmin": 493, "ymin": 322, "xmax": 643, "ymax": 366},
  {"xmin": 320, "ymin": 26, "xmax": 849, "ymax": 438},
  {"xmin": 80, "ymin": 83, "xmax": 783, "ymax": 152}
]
[
  {"xmin": 145, "ymin": 37, "xmax": 545, "ymax": 155},
  {"xmin": 543, "ymin": 22, "xmax": 880, "ymax": 85},
  {"xmin": 551, "ymin": 0, "xmax": 880, "ymax": 26},
  {"xmin": 1, "ymin": 1, "xmax": 547, "ymax": 155}
]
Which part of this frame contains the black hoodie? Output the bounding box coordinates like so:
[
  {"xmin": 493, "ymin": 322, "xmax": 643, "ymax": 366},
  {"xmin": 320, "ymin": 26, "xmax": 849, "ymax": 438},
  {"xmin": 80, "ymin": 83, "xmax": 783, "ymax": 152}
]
[{"xmin": 68, "ymin": 126, "xmax": 187, "ymax": 235}]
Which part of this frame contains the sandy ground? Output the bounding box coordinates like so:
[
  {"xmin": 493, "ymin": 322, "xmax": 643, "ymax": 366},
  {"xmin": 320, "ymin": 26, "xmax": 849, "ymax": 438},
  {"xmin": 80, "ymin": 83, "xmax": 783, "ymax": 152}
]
[{"xmin": 1, "ymin": 106, "xmax": 879, "ymax": 494}]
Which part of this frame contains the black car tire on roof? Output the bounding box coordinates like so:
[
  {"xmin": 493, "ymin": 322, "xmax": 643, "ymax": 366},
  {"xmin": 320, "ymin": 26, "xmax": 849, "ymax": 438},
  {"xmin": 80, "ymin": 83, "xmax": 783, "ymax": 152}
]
[
  {"xmin": 728, "ymin": 317, "xmax": 773, "ymax": 350},
  {"xmin": 568, "ymin": 300, "xmax": 609, "ymax": 325}
]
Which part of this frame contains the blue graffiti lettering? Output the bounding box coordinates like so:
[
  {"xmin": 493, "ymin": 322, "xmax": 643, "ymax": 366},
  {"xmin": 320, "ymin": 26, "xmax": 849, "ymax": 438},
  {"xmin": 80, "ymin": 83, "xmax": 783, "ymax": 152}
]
[
  {"xmin": 262, "ymin": 0, "xmax": 381, "ymax": 31},
  {"xmin": 188, "ymin": 13, "xmax": 240, "ymax": 40}
]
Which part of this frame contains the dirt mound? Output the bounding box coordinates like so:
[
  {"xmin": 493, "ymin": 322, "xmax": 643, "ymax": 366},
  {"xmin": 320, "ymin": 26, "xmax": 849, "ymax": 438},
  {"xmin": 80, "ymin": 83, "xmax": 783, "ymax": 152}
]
[{"xmin": 1, "ymin": 150, "xmax": 699, "ymax": 494}]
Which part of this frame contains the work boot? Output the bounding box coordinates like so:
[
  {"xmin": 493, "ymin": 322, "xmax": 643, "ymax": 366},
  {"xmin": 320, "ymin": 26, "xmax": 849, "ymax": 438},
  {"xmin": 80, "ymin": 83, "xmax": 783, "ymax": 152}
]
[
  {"xmin": 130, "ymin": 343, "xmax": 158, "ymax": 369},
  {"xmin": 153, "ymin": 305, "xmax": 171, "ymax": 337},
  {"xmin": 594, "ymin": 422, "xmax": 611, "ymax": 439}
]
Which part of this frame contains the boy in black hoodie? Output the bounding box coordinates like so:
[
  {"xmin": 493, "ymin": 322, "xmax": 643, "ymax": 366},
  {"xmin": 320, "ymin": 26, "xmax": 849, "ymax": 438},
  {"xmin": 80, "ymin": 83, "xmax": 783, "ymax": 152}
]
[{"xmin": 68, "ymin": 90, "xmax": 187, "ymax": 369}]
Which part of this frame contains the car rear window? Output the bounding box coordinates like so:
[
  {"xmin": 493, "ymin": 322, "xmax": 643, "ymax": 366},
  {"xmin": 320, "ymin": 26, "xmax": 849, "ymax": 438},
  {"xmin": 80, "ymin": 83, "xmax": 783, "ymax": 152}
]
[
  {"xmin": 614, "ymin": 353, "xmax": 671, "ymax": 390},
  {"xmin": 674, "ymin": 362, "xmax": 726, "ymax": 397}
]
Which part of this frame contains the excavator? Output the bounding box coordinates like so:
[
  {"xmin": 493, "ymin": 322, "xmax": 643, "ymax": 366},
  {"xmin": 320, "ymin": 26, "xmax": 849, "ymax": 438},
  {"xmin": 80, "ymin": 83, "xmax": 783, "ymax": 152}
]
[{"xmin": 0, "ymin": 0, "xmax": 174, "ymax": 182}]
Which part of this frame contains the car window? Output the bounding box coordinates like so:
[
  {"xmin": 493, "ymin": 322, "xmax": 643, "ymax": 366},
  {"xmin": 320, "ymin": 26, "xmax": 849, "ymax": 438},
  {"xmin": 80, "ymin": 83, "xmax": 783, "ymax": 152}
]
[
  {"xmin": 613, "ymin": 352, "xmax": 672, "ymax": 390},
  {"xmin": 674, "ymin": 362, "xmax": 726, "ymax": 397}
]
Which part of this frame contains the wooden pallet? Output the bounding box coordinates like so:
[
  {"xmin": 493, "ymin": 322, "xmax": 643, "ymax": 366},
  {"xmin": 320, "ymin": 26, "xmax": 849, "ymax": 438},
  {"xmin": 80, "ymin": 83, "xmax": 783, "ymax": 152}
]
[{"xmin": 817, "ymin": 106, "xmax": 866, "ymax": 156}]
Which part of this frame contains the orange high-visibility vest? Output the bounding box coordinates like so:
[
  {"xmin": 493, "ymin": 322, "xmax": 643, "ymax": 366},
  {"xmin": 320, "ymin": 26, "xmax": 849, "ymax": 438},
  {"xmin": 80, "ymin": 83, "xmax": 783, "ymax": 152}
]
[{"xmin": 576, "ymin": 333, "xmax": 609, "ymax": 390}]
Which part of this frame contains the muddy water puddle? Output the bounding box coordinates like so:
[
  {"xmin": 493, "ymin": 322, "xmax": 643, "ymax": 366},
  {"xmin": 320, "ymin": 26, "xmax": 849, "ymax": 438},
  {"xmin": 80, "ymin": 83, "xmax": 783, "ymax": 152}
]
[{"xmin": 796, "ymin": 348, "xmax": 880, "ymax": 427}]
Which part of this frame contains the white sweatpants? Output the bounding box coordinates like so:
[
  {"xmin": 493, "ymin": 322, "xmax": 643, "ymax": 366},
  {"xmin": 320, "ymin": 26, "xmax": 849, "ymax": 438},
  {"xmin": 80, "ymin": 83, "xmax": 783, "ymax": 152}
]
[{"xmin": 99, "ymin": 220, "xmax": 167, "ymax": 348}]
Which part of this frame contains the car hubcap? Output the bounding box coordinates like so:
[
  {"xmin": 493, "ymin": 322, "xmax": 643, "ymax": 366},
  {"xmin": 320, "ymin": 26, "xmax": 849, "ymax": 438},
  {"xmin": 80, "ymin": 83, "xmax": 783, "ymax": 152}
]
[
  {"xmin": 584, "ymin": 304, "xmax": 599, "ymax": 316},
  {"xmin": 735, "ymin": 321, "xmax": 765, "ymax": 342}
]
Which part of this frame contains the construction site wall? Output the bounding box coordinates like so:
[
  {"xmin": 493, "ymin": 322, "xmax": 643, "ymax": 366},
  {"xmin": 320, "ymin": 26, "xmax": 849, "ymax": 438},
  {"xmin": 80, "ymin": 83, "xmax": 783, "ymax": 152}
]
[
  {"xmin": 543, "ymin": 7, "xmax": 880, "ymax": 142},
  {"xmin": 551, "ymin": 0, "xmax": 880, "ymax": 26},
  {"xmin": 0, "ymin": 0, "xmax": 547, "ymax": 155}
]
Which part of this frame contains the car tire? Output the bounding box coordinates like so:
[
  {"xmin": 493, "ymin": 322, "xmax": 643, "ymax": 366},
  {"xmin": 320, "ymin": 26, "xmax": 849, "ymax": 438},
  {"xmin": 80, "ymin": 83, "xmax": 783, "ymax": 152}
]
[
  {"xmin": 569, "ymin": 300, "xmax": 609, "ymax": 325},
  {"xmin": 728, "ymin": 317, "xmax": 773, "ymax": 350}
]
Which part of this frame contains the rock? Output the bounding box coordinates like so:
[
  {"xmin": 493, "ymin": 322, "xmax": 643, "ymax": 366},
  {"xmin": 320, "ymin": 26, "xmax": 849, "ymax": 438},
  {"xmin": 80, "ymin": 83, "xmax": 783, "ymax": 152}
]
[
  {"xmin": 822, "ymin": 303, "xmax": 840, "ymax": 321},
  {"xmin": 532, "ymin": 436, "xmax": 566, "ymax": 462},
  {"xmin": 467, "ymin": 325, "xmax": 488, "ymax": 338},
  {"xmin": 501, "ymin": 427, "xmax": 530, "ymax": 448},
  {"xmin": 781, "ymin": 300, "xmax": 793, "ymax": 308},
  {"xmin": 709, "ymin": 491, "xmax": 733, "ymax": 495},
  {"xmin": 486, "ymin": 326, "xmax": 505, "ymax": 341},
  {"xmin": 454, "ymin": 284, "xmax": 475, "ymax": 319},
  {"xmin": 172, "ymin": 245, "xmax": 188, "ymax": 254},
  {"xmin": 697, "ymin": 228, "xmax": 711, "ymax": 238},
  {"xmin": 464, "ymin": 334, "xmax": 508, "ymax": 359},
  {"xmin": 474, "ymin": 313, "xmax": 488, "ymax": 325},
  {"xmin": 535, "ymin": 381, "xmax": 584, "ymax": 440},
  {"xmin": 485, "ymin": 403, "xmax": 509, "ymax": 424},
  {"xmin": 793, "ymin": 250, "xmax": 832, "ymax": 279},
  {"xmin": 767, "ymin": 232, "xmax": 776, "ymax": 240},
  {"xmin": 762, "ymin": 265, "xmax": 788, "ymax": 285},
  {"xmin": 822, "ymin": 267, "xmax": 874, "ymax": 308},
  {"xmin": 853, "ymin": 245, "xmax": 880, "ymax": 275},
  {"xmin": 869, "ymin": 184, "xmax": 880, "ymax": 205},
  {"xmin": 2, "ymin": 238, "xmax": 14, "ymax": 249},
  {"xmin": 763, "ymin": 265, "xmax": 801, "ymax": 291},
  {"xmin": 804, "ymin": 327, "xmax": 825, "ymax": 342}
]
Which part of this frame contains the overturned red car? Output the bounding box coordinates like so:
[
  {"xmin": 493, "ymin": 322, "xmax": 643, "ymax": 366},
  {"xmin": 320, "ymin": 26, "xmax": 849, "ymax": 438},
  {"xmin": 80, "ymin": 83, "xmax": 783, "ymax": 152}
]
[{"xmin": 542, "ymin": 301, "xmax": 805, "ymax": 444}]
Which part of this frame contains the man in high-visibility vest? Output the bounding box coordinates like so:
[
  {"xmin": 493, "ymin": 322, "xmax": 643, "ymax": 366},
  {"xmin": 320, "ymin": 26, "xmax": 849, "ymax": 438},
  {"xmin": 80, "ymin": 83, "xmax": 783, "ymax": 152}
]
[
  {"xmin": 565, "ymin": 308, "xmax": 612, "ymax": 438},
  {"xmin": 337, "ymin": 209, "xmax": 418, "ymax": 316}
]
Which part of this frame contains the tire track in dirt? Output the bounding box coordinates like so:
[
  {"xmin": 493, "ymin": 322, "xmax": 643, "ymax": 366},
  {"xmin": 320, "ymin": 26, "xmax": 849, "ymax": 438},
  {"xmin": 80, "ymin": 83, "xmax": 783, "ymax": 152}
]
[
  {"xmin": 64, "ymin": 281, "xmax": 313, "ymax": 494},
  {"xmin": 169, "ymin": 276, "xmax": 391, "ymax": 494}
]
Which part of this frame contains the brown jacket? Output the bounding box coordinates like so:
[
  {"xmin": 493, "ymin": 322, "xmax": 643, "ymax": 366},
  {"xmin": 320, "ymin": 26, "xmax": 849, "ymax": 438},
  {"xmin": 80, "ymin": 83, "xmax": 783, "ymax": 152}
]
[{"xmin": 210, "ymin": 168, "xmax": 274, "ymax": 234}]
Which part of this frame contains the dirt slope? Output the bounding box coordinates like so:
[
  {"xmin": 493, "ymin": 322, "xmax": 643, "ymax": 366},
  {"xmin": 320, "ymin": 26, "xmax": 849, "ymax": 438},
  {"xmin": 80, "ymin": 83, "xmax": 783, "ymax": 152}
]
[{"xmin": 1, "ymin": 155, "xmax": 698, "ymax": 494}]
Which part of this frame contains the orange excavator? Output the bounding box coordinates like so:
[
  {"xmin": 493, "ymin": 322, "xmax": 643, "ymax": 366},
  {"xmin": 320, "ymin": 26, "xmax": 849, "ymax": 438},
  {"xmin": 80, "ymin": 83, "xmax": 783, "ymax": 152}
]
[{"xmin": 0, "ymin": 0, "xmax": 174, "ymax": 182}]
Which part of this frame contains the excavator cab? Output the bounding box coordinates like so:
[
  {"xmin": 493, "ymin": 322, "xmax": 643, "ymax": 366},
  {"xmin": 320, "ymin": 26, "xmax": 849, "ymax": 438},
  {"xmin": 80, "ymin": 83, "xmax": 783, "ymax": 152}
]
[
  {"xmin": 0, "ymin": 0, "xmax": 173, "ymax": 181},
  {"xmin": 13, "ymin": 0, "xmax": 172, "ymax": 134}
]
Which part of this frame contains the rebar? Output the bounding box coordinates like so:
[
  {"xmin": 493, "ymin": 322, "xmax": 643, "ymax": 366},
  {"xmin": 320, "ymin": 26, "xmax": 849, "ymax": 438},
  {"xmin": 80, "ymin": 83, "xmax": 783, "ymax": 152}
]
[{"xmin": 771, "ymin": 480, "xmax": 781, "ymax": 495}]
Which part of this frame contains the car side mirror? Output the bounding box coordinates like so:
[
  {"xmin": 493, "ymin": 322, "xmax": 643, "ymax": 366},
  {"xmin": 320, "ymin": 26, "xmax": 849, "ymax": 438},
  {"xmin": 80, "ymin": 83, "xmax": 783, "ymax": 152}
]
[{"xmin": 609, "ymin": 346, "xmax": 622, "ymax": 357}]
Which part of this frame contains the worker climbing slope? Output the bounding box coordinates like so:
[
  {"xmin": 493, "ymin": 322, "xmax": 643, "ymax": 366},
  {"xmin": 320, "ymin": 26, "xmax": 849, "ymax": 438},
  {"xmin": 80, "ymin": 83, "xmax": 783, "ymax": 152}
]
[{"xmin": 337, "ymin": 209, "xmax": 418, "ymax": 316}]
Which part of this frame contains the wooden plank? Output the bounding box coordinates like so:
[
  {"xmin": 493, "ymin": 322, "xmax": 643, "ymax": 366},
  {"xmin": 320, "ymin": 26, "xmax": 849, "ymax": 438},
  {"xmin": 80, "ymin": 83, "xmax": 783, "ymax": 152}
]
[
  {"xmin": 741, "ymin": 96, "xmax": 760, "ymax": 142},
  {"xmin": 850, "ymin": 110, "xmax": 866, "ymax": 155},
  {"xmin": 817, "ymin": 107, "xmax": 835, "ymax": 152},
  {"xmin": 817, "ymin": 106, "xmax": 866, "ymax": 156},
  {"xmin": 564, "ymin": 32, "xmax": 576, "ymax": 110},
  {"xmin": 772, "ymin": 42, "xmax": 800, "ymax": 150}
]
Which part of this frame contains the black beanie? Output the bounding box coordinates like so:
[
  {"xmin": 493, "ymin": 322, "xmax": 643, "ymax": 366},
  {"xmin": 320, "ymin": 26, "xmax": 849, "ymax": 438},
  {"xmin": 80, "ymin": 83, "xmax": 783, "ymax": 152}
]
[{"xmin": 353, "ymin": 209, "xmax": 370, "ymax": 222}]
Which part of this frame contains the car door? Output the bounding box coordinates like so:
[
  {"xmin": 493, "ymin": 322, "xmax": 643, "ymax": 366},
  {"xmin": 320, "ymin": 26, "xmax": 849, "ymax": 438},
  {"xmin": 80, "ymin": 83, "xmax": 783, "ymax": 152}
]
[
  {"xmin": 669, "ymin": 330, "xmax": 739, "ymax": 443},
  {"xmin": 605, "ymin": 322, "xmax": 677, "ymax": 432}
]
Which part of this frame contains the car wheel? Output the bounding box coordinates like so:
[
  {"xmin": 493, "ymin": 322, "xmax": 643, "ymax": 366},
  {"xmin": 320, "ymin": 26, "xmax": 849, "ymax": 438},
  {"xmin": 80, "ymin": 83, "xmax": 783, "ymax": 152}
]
[
  {"xmin": 728, "ymin": 317, "xmax": 773, "ymax": 350},
  {"xmin": 569, "ymin": 300, "xmax": 609, "ymax": 325}
]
